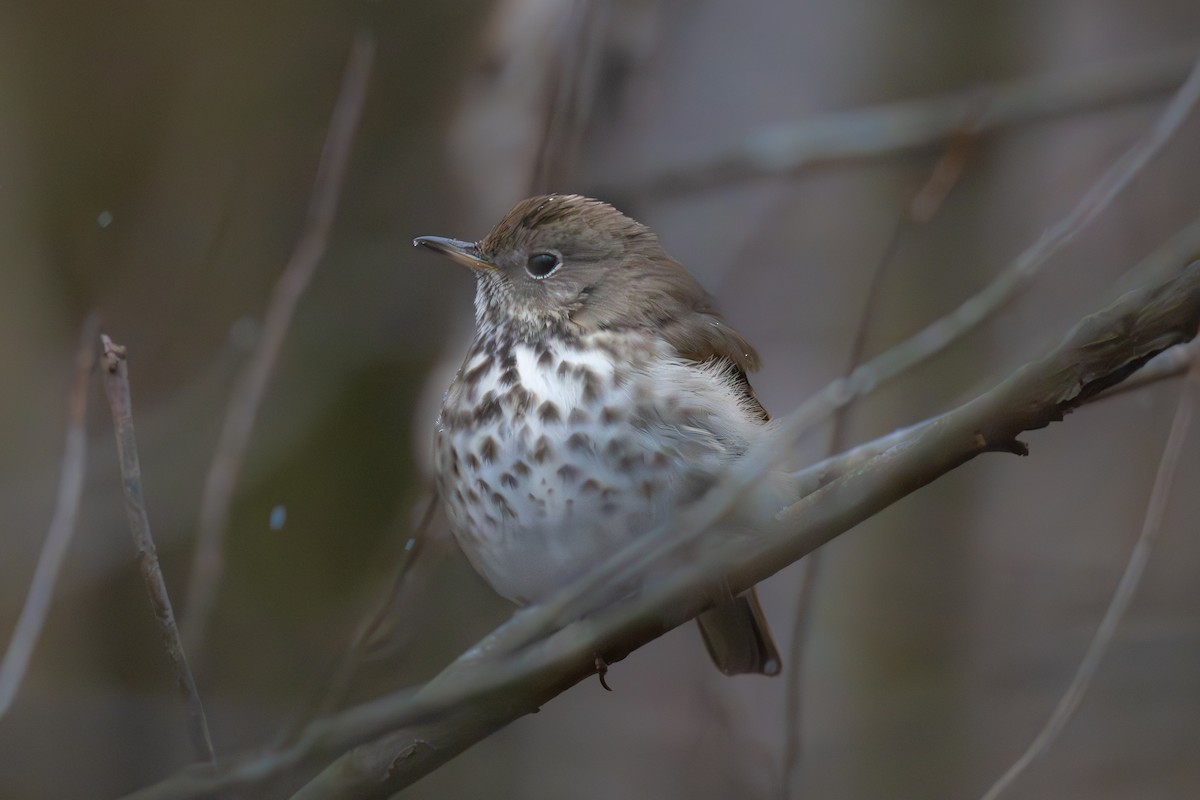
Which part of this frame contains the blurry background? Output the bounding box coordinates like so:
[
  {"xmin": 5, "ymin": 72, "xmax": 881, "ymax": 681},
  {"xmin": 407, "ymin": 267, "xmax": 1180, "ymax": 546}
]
[{"xmin": 1, "ymin": 1, "xmax": 1199, "ymax": 798}]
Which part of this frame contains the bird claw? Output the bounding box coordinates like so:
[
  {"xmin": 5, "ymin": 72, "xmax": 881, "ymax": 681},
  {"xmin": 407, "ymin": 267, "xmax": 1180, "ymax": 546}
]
[{"xmin": 595, "ymin": 655, "xmax": 613, "ymax": 691}]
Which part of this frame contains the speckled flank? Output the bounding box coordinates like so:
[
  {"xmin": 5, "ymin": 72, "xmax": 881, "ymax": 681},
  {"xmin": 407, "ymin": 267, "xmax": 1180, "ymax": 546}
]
[{"xmin": 435, "ymin": 328, "xmax": 765, "ymax": 604}]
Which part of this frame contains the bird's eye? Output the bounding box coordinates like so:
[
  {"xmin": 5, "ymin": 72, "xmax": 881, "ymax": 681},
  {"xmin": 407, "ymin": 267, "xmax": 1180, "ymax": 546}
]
[{"xmin": 525, "ymin": 252, "xmax": 561, "ymax": 279}]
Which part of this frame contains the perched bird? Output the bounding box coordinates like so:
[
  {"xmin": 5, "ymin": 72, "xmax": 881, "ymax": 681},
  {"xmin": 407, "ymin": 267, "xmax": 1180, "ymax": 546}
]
[{"xmin": 415, "ymin": 194, "xmax": 781, "ymax": 675}]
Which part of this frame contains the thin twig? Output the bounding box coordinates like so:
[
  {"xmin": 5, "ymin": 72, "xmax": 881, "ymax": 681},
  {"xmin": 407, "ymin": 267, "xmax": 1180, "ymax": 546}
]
[
  {"xmin": 286, "ymin": 239, "xmax": 1200, "ymax": 800},
  {"xmin": 779, "ymin": 217, "xmax": 898, "ymax": 795},
  {"xmin": 184, "ymin": 32, "xmax": 376, "ymax": 652},
  {"xmin": 978, "ymin": 351, "xmax": 1198, "ymax": 800},
  {"xmin": 780, "ymin": 210, "xmax": 898, "ymax": 793},
  {"xmin": 100, "ymin": 335, "xmax": 215, "ymax": 765},
  {"xmin": 617, "ymin": 46, "xmax": 1197, "ymax": 197},
  {"xmin": 529, "ymin": 0, "xmax": 610, "ymax": 193},
  {"xmin": 1091, "ymin": 339, "xmax": 1196, "ymax": 402},
  {"xmin": 277, "ymin": 494, "xmax": 437, "ymax": 746},
  {"xmin": 348, "ymin": 497, "xmax": 438, "ymax": 659},
  {"xmin": 786, "ymin": 334, "xmax": 1198, "ymax": 504},
  {"xmin": 0, "ymin": 315, "xmax": 100, "ymax": 719},
  {"xmin": 780, "ymin": 118, "xmax": 979, "ymax": 795},
  {"xmin": 119, "ymin": 248, "xmax": 1200, "ymax": 800}
]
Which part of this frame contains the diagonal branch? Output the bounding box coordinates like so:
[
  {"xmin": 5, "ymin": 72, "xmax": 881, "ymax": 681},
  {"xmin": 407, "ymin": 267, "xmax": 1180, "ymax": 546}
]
[
  {"xmin": 293, "ymin": 50, "xmax": 1200, "ymax": 779},
  {"xmin": 0, "ymin": 315, "xmax": 99, "ymax": 719},
  {"xmin": 120, "ymin": 50, "xmax": 1200, "ymax": 793},
  {"xmin": 617, "ymin": 46, "xmax": 1198, "ymax": 197},
  {"xmin": 787, "ymin": 221, "xmax": 1200, "ymax": 502},
  {"xmin": 274, "ymin": 494, "xmax": 438, "ymax": 747},
  {"xmin": 453, "ymin": 54, "xmax": 1200, "ymax": 666},
  {"xmin": 1086, "ymin": 338, "xmax": 1196, "ymax": 401},
  {"xmin": 101, "ymin": 335, "xmax": 215, "ymax": 764},
  {"xmin": 183, "ymin": 32, "xmax": 375, "ymax": 653},
  {"xmin": 781, "ymin": 109, "xmax": 977, "ymax": 795},
  {"xmin": 979, "ymin": 339, "xmax": 1198, "ymax": 800},
  {"xmin": 118, "ymin": 242, "xmax": 1200, "ymax": 800},
  {"xmin": 293, "ymin": 253, "xmax": 1200, "ymax": 800}
]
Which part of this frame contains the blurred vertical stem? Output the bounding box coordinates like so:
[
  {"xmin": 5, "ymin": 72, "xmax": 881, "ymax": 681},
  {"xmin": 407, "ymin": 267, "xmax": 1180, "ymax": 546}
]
[
  {"xmin": 183, "ymin": 31, "xmax": 376, "ymax": 654},
  {"xmin": 276, "ymin": 494, "xmax": 438, "ymax": 746},
  {"xmin": 0, "ymin": 315, "xmax": 99, "ymax": 719},
  {"xmin": 979, "ymin": 351, "xmax": 1198, "ymax": 800},
  {"xmin": 780, "ymin": 114, "xmax": 980, "ymax": 796}
]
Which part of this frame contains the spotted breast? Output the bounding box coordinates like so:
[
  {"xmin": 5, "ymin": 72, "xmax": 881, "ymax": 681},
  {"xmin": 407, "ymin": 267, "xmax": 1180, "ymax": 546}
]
[{"xmin": 434, "ymin": 326, "xmax": 765, "ymax": 605}]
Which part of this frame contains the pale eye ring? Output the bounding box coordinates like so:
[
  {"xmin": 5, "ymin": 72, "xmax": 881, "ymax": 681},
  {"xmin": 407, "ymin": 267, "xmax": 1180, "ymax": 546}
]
[{"xmin": 525, "ymin": 251, "xmax": 562, "ymax": 279}]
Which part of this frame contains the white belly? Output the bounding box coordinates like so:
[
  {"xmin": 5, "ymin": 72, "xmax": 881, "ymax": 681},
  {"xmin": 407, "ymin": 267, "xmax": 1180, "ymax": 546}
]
[{"xmin": 435, "ymin": 334, "xmax": 762, "ymax": 604}]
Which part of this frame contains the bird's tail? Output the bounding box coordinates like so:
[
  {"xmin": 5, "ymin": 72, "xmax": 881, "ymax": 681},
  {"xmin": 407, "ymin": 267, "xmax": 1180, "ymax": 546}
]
[{"xmin": 696, "ymin": 587, "xmax": 781, "ymax": 676}]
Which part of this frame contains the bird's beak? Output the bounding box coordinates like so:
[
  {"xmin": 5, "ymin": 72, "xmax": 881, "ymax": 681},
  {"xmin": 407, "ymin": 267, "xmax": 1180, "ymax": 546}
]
[{"xmin": 413, "ymin": 235, "xmax": 495, "ymax": 271}]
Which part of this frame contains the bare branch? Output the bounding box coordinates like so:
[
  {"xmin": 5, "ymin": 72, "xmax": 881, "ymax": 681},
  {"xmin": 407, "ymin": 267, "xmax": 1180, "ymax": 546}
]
[
  {"xmin": 1089, "ymin": 338, "xmax": 1196, "ymax": 401},
  {"xmin": 779, "ymin": 118, "xmax": 977, "ymax": 792},
  {"xmin": 183, "ymin": 32, "xmax": 376, "ymax": 652},
  {"xmin": 314, "ymin": 252, "xmax": 1200, "ymax": 800},
  {"xmin": 119, "ymin": 50, "xmax": 1200, "ymax": 800},
  {"xmin": 276, "ymin": 495, "xmax": 438, "ymax": 746},
  {"xmin": 0, "ymin": 315, "xmax": 99, "ymax": 719},
  {"xmin": 471, "ymin": 55, "xmax": 1200, "ymax": 665},
  {"xmin": 116, "ymin": 243, "xmax": 1200, "ymax": 800},
  {"xmin": 100, "ymin": 335, "xmax": 215, "ymax": 764},
  {"xmin": 529, "ymin": 0, "xmax": 612, "ymax": 193},
  {"xmin": 288, "ymin": 57, "xmax": 1200, "ymax": 796},
  {"xmin": 781, "ymin": 189, "xmax": 903, "ymax": 797},
  {"xmin": 979, "ymin": 349, "xmax": 1198, "ymax": 800},
  {"xmin": 322, "ymin": 499, "xmax": 436, "ymax": 708},
  {"xmin": 785, "ymin": 333, "xmax": 1198, "ymax": 505},
  {"xmin": 618, "ymin": 46, "xmax": 1198, "ymax": 197}
]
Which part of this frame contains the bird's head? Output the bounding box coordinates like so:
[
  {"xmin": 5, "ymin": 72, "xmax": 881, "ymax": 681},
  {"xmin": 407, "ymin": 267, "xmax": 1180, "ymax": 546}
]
[{"xmin": 415, "ymin": 194, "xmax": 757, "ymax": 371}]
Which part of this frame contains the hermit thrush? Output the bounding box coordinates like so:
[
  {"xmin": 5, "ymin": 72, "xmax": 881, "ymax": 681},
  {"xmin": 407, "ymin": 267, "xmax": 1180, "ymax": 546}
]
[{"xmin": 416, "ymin": 194, "xmax": 781, "ymax": 676}]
